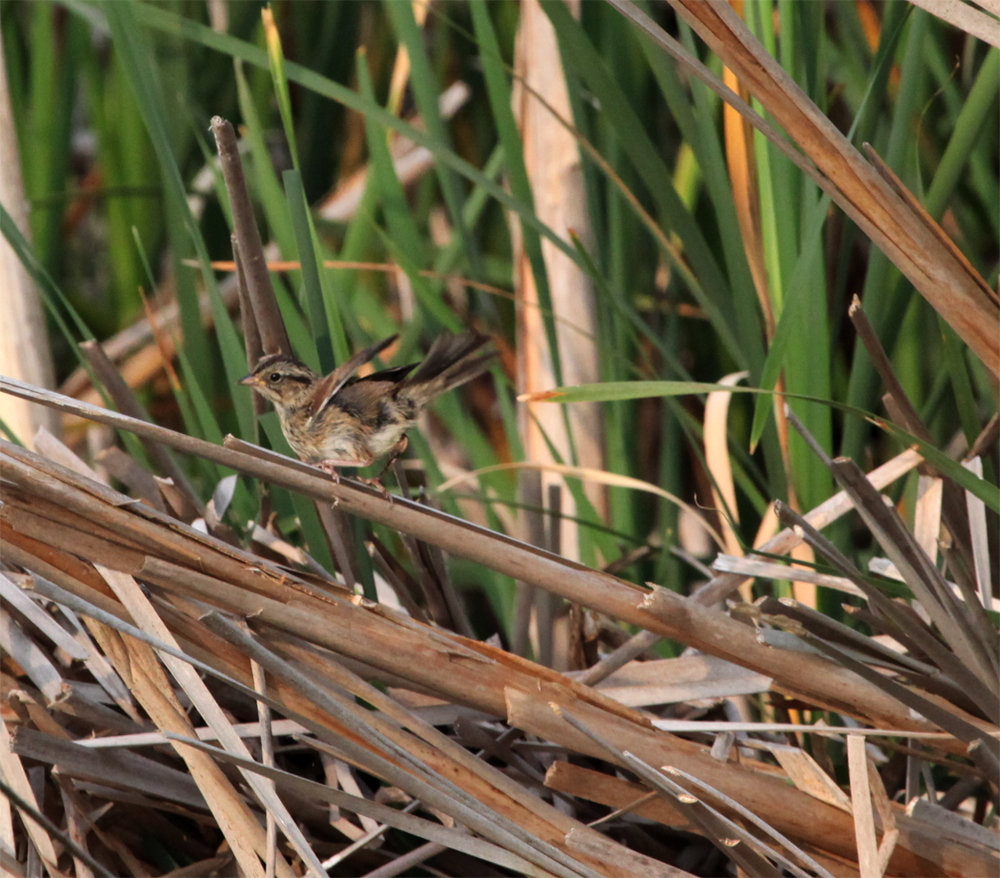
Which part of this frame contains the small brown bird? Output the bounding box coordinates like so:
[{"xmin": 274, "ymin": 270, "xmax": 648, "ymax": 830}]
[{"xmin": 238, "ymin": 331, "xmax": 494, "ymax": 490}]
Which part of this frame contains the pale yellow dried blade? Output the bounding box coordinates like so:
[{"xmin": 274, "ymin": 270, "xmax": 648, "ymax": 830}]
[
  {"xmin": 963, "ymin": 457, "xmax": 994, "ymax": 607},
  {"xmin": 437, "ymin": 460, "xmax": 725, "ymax": 552},
  {"xmin": 0, "ymin": 718, "xmax": 59, "ymax": 869},
  {"xmin": 847, "ymin": 734, "xmax": 881, "ymax": 878},
  {"xmin": 761, "ymin": 741, "xmax": 852, "ymax": 813},
  {"xmin": 913, "ymin": 475, "xmax": 944, "ymax": 566},
  {"xmin": 907, "ymin": 0, "xmax": 1000, "ymax": 50},
  {"xmin": 704, "ymin": 371, "xmax": 747, "ymax": 561}
]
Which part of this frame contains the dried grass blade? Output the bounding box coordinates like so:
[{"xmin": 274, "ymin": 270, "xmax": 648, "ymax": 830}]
[
  {"xmin": 968, "ymin": 413, "xmax": 1000, "ymax": 460},
  {"xmin": 56, "ymin": 778, "xmax": 101, "ymax": 878},
  {"xmin": 200, "ymin": 613, "xmax": 601, "ymax": 878},
  {"xmin": 93, "ymin": 621, "xmax": 277, "ymax": 878},
  {"xmin": 847, "ymin": 735, "xmax": 881, "ymax": 878},
  {"xmin": 704, "ymin": 372, "xmax": 748, "ymax": 562},
  {"xmin": 74, "ymin": 719, "xmax": 308, "ymax": 750},
  {"xmin": 754, "ymin": 740, "xmax": 852, "ymax": 814},
  {"xmin": 963, "ymin": 457, "xmax": 994, "ymax": 609},
  {"xmin": 639, "ymin": 586, "xmax": 934, "ymax": 736},
  {"xmin": 79, "ymin": 339, "xmax": 201, "ymax": 510},
  {"xmin": 784, "ymin": 381, "xmax": 995, "ymax": 688},
  {"xmin": 31, "ymin": 426, "xmax": 104, "ymax": 481},
  {"xmin": 509, "ymin": 689, "xmax": 935, "ymax": 870},
  {"xmin": 11, "ymin": 492, "xmax": 980, "ymax": 876},
  {"xmin": 712, "ymin": 554, "xmax": 863, "ymax": 598},
  {"xmin": 1, "ymin": 443, "xmax": 260, "ymax": 587},
  {"xmin": 561, "ymin": 827, "xmax": 696, "ymax": 878},
  {"xmin": 312, "ymin": 500, "xmax": 358, "ymax": 592},
  {"xmin": 867, "ymin": 757, "xmax": 899, "ymax": 876},
  {"xmin": 848, "ymin": 295, "xmax": 930, "ymax": 443},
  {"xmin": 37, "ymin": 564, "xmax": 579, "ymax": 874},
  {"xmin": 584, "ymin": 654, "xmax": 772, "ymax": 707},
  {"xmin": 41, "ymin": 600, "xmax": 140, "ymax": 720},
  {"xmin": 850, "ymin": 300, "xmax": 971, "ymax": 566},
  {"xmin": 362, "ymin": 841, "xmax": 448, "ymax": 878},
  {"xmin": 262, "ymin": 632, "xmax": 634, "ymax": 878},
  {"xmin": 801, "ymin": 636, "xmax": 1000, "ymax": 785},
  {"xmin": 967, "ymin": 748, "xmax": 1000, "ymax": 801},
  {"xmin": 545, "ymin": 762, "xmax": 688, "ymax": 829},
  {"xmin": 907, "ymin": 0, "xmax": 1000, "ymax": 48},
  {"xmin": 415, "ymin": 490, "xmax": 476, "ymax": 638},
  {"xmin": 0, "ymin": 773, "xmax": 109, "ymax": 878},
  {"xmin": 649, "ymin": 719, "xmax": 986, "ymax": 740},
  {"xmin": 246, "ymin": 623, "xmax": 277, "ymax": 878},
  {"xmin": 913, "ymin": 476, "xmax": 943, "ymax": 565},
  {"xmin": 0, "ymin": 572, "xmax": 87, "ymax": 660},
  {"xmin": 97, "ymin": 446, "xmax": 168, "ymax": 513},
  {"xmin": 0, "ymin": 720, "xmax": 60, "ymax": 872},
  {"xmin": 10, "ymin": 726, "xmax": 205, "ymax": 809},
  {"xmin": 552, "ymin": 705, "xmax": 782, "ymax": 877},
  {"xmin": 320, "ymin": 798, "xmax": 414, "ymax": 867},
  {"xmin": 365, "ymin": 533, "xmax": 428, "ymax": 622},
  {"xmin": 0, "ymin": 610, "xmax": 67, "ymax": 704},
  {"xmin": 907, "ymin": 798, "xmax": 1000, "ymax": 854},
  {"xmin": 830, "ymin": 457, "xmax": 998, "ymax": 689},
  {"xmin": 574, "ymin": 628, "xmax": 660, "ymax": 686},
  {"xmin": 774, "ymin": 500, "xmax": 1000, "ymax": 719},
  {"xmin": 758, "ymin": 597, "xmax": 938, "ymax": 678},
  {"xmin": 161, "ymin": 734, "xmax": 560, "ymax": 878},
  {"xmin": 328, "ymin": 760, "xmax": 379, "ymax": 836},
  {"xmin": 661, "ymin": 764, "xmax": 836, "ymax": 878},
  {"xmin": 867, "ymin": 557, "xmax": 1000, "ymax": 613},
  {"xmin": 695, "ymin": 448, "xmax": 923, "ymax": 605}
]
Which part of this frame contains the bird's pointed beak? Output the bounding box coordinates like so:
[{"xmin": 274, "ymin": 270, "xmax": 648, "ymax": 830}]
[{"xmin": 238, "ymin": 373, "xmax": 258, "ymax": 387}]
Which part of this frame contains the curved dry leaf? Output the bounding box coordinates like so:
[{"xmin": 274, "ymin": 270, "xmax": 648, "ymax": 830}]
[
  {"xmin": 436, "ymin": 459, "xmax": 726, "ymax": 552},
  {"xmin": 704, "ymin": 371, "xmax": 748, "ymax": 562}
]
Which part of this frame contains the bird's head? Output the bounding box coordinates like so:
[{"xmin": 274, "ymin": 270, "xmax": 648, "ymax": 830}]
[{"xmin": 238, "ymin": 354, "xmax": 318, "ymax": 413}]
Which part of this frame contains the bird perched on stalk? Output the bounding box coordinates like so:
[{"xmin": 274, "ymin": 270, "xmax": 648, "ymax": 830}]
[{"xmin": 239, "ymin": 331, "xmax": 494, "ymax": 493}]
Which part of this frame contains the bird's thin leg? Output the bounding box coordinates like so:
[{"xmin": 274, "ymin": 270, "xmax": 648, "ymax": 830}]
[
  {"xmin": 319, "ymin": 451, "xmax": 392, "ymax": 499},
  {"xmin": 316, "ymin": 461, "xmax": 341, "ymax": 483},
  {"xmin": 380, "ymin": 435, "xmax": 409, "ymax": 482},
  {"xmin": 316, "ymin": 455, "xmax": 372, "ymax": 484},
  {"xmin": 357, "ymin": 435, "xmax": 409, "ymax": 502}
]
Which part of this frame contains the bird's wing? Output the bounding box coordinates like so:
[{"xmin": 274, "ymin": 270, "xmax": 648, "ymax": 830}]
[
  {"xmin": 307, "ymin": 334, "xmax": 398, "ymax": 423},
  {"xmin": 353, "ymin": 363, "xmax": 417, "ymax": 385}
]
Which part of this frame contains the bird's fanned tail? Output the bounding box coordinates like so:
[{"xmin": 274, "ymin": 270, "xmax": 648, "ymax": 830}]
[{"xmin": 403, "ymin": 331, "xmax": 495, "ymax": 403}]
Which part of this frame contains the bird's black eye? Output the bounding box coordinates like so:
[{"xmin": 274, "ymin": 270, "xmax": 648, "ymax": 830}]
[{"xmin": 268, "ymin": 372, "xmax": 282, "ymax": 383}]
